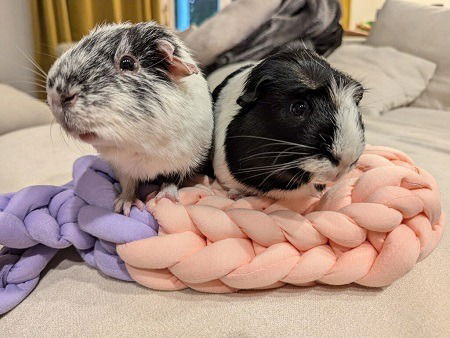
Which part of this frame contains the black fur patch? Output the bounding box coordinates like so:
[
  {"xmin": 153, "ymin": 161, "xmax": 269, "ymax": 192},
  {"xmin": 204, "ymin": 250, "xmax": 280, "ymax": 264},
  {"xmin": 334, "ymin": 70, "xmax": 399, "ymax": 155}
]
[
  {"xmin": 46, "ymin": 22, "xmax": 184, "ymax": 120},
  {"xmin": 223, "ymin": 48, "xmax": 363, "ymax": 192},
  {"xmin": 212, "ymin": 64, "xmax": 254, "ymax": 104}
]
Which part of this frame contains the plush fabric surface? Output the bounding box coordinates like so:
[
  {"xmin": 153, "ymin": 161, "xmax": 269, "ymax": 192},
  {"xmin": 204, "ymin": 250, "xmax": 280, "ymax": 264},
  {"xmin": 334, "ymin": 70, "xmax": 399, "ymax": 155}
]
[
  {"xmin": 367, "ymin": 0, "xmax": 450, "ymax": 111},
  {"xmin": 0, "ymin": 84, "xmax": 53, "ymax": 136},
  {"xmin": 0, "ymin": 156, "xmax": 158, "ymax": 314},
  {"xmin": 118, "ymin": 146, "xmax": 443, "ymax": 292},
  {"xmin": 180, "ymin": 0, "xmax": 342, "ymax": 73},
  {"xmin": 328, "ymin": 44, "xmax": 436, "ymax": 116},
  {"xmin": 1, "ymin": 108, "xmax": 449, "ymax": 336},
  {"xmin": 179, "ymin": 0, "xmax": 280, "ymax": 67}
]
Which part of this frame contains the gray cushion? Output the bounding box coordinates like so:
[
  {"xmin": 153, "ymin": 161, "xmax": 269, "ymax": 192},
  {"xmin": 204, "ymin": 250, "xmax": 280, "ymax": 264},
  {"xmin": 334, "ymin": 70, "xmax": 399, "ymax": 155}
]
[
  {"xmin": 367, "ymin": 0, "xmax": 450, "ymax": 111},
  {"xmin": 328, "ymin": 44, "xmax": 436, "ymax": 116}
]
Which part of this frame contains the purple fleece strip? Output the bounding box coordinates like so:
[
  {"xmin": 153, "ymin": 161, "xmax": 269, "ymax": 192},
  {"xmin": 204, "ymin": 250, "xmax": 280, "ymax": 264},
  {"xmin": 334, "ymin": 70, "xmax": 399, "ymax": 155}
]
[{"xmin": 0, "ymin": 155, "xmax": 159, "ymax": 314}]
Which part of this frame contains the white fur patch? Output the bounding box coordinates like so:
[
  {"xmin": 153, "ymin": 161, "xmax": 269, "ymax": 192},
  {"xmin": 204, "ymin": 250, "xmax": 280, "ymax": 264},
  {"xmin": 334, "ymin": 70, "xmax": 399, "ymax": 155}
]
[
  {"xmin": 211, "ymin": 63, "xmax": 259, "ymax": 195},
  {"xmin": 330, "ymin": 78, "xmax": 365, "ymax": 167},
  {"xmin": 300, "ymin": 79, "xmax": 364, "ymax": 183}
]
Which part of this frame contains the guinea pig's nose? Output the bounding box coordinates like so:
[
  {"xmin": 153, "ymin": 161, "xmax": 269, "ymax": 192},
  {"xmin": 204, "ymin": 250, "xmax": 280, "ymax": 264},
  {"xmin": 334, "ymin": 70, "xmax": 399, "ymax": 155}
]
[
  {"xmin": 334, "ymin": 167, "xmax": 351, "ymax": 180},
  {"xmin": 61, "ymin": 93, "xmax": 78, "ymax": 106}
]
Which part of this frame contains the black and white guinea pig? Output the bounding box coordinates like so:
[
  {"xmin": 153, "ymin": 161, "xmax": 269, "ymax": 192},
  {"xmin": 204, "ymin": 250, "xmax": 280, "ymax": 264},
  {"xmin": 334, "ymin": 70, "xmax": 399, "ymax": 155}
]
[
  {"xmin": 46, "ymin": 22, "xmax": 213, "ymax": 214},
  {"xmin": 210, "ymin": 47, "xmax": 365, "ymax": 199}
]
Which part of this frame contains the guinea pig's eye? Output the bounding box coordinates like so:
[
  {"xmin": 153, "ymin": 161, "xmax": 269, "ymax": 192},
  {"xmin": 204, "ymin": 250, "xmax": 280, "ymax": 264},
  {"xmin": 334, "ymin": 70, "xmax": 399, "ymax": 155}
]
[
  {"xmin": 289, "ymin": 100, "xmax": 309, "ymax": 116},
  {"xmin": 119, "ymin": 55, "xmax": 137, "ymax": 71}
]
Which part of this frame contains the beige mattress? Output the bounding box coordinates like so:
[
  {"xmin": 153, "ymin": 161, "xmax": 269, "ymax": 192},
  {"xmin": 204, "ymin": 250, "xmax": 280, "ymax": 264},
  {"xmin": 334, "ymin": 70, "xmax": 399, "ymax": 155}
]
[{"xmin": 1, "ymin": 107, "xmax": 449, "ymax": 337}]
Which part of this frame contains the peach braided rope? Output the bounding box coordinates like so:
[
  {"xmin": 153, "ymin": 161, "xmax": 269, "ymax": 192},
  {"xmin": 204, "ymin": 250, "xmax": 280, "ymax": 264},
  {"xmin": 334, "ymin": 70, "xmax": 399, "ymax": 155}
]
[{"xmin": 117, "ymin": 146, "xmax": 445, "ymax": 293}]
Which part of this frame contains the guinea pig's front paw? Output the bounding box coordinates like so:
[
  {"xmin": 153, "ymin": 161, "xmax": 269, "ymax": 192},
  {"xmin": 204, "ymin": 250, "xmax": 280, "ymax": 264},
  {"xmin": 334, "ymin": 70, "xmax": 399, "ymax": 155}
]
[
  {"xmin": 308, "ymin": 183, "xmax": 327, "ymax": 198},
  {"xmin": 146, "ymin": 183, "xmax": 180, "ymax": 209},
  {"xmin": 227, "ymin": 188, "xmax": 247, "ymax": 200},
  {"xmin": 114, "ymin": 196, "xmax": 145, "ymax": 216}
]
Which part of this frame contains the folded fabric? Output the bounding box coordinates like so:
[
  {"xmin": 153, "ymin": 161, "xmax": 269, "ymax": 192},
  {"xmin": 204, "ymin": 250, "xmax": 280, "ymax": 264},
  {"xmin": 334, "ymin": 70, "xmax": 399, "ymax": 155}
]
[
  {"xmin": 327, "ymin": 44, "xmax": 436, "ymax": 116},
  {"xmin": 179, "ymin": 0, "xmax": 281, "ymax": 67},
  {"xmin": 180, "ymin": 0, "xmax": 343, "ymax": 74}
]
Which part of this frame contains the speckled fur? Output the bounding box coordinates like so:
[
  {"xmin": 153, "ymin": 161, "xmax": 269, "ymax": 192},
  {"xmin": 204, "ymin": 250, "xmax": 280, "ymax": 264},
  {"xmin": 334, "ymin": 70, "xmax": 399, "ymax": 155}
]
[{"xmin": 47, "ymin": 22, "xmax": 213, "ymax": 209}]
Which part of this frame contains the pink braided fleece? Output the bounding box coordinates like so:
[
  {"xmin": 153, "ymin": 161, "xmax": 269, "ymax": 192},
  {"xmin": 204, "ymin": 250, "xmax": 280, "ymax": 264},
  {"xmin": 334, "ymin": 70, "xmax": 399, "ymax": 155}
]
[{"xmin": 117, "ymin": 146, "xmax": 445, "ymax": 293}]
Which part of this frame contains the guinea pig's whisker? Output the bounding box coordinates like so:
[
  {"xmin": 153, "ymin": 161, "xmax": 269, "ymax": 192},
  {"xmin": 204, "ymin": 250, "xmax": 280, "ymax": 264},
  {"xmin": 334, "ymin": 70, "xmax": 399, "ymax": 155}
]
[
  {"xmin": 236, "ymin": 164, "xmax": 294, "ymax": 174},
  {"xmin": 34, "ymin": 77, "xmax": 48, "ymax": 84},
  {"xmin": 271, "ymin": 145, "xmax": 309, "ymax": 165},
  {"xmin": 237, "ymin": 166, "xmax": 295, "ymax": 176},
  {"xmin": 58, "ymin": 126, "xmax": 71, "ymax": 149},
  {"xmin": 20, "ymin": 52, "xmax": 48, "ymax": 79},
  {"xmin": 229, "ymin": 135, "xmax": 317, "ymax": 150},
  {"xmin": 240, "ymin": 153, "xmax": 307, "ymax": 163},
  {"xmin": 287, "ymin": 170, "xmax": 307, "ymax": 189},
  {"xmin": 258, "ymin": 168, "xmax": 288, "ymax": 187},
  {"xmin": 318, "ymin": 133, "xmax": 333, "ymax": 152},
  {"xmin": 248, "ymin": 142, "xmax": 294, "ymax": 153},
  {"xmin": 240, "ymin": 150, "xmax": 309, "ymax": 162},
  {"xmin": 15, "ymin": 77, "xmax": 47, "ymax": 85},
  {"xmin": 10, "ymin": 80, "xmax": 47, "ymax": 89},
  {"xmin": 247, "ymin": 141, "xmax": 318, "ymax": 154},
  {"xmin": 28, "ymin": 90, "xmax": 49, "ymax": 95},
  {"xmin": 22, "ymin": 66, "xmax": 48, "ymax": 81},
  {"xmin": 237, "ymin": 163, "xmax": 298, "ymax": 184},
  {"xmin": 258, "ymin": 162, "xmax": 301, "ymax": 187},
  {"xmin": 236, "ymin": 160, "xmax": 299, "ymax": 172},
  {"xmin": 286, "ymin": 173, "xmax": 299, "ymax": 189},
  {"xmin": 36, "ymin": 51, "xmax": 57, "ymax": 60},
  {"xmin": 243, "ymin": 163, "xmax": 300, "ymax": 182},
  {"xmin": 293, "ymin": 172, "xmax": 307, "ymax": 189}
]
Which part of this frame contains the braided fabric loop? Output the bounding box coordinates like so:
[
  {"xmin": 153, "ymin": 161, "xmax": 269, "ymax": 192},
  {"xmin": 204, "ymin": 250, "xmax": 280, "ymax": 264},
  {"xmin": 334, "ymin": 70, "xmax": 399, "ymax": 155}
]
[
  {"xmin": 0, "ymin": 156, "xmax": 158, "ymax": 314},
  {"xmin": 118, "ymin": 146, "xmax": 445, "ymax": 293}
]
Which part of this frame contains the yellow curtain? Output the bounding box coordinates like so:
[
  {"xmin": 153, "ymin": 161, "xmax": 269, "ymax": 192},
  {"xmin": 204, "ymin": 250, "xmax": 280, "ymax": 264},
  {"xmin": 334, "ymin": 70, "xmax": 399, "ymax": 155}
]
[
  {"xmin": 339, "ymin": 0, "xmax": 351, "ymax": 30},
  {"xmin": 31, "ymin": 0, "xmax": 174, "ymax": 75}
]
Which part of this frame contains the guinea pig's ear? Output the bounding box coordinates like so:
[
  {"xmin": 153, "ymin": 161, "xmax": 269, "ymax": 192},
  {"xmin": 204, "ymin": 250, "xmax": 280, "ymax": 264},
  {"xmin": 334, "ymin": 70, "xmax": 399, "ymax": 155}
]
[
  {"xmin": 156, "ymin": 39, "xmax": 199, "ymax": 81},
  {"xmin": 237, "ymin": 91, "xmax": 256, "ymax": 107},
  {"xmin": 353, "ymin": 84, "xmax": 365, "ymax": 105},
  {"xmin": 237, "ymin": 76, "xmax": 271, "ymax": 107}
]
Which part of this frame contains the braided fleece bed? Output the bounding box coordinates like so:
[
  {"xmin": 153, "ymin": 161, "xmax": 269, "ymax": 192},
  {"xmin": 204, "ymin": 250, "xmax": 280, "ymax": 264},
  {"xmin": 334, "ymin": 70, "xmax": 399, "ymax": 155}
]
[
  {"xmin": 0, "ymin": 146, "xmax": 444, "ymax": 313},
  {"xmin": 0, "ymin": 156, "xmax": 157, "ymax": 314}
]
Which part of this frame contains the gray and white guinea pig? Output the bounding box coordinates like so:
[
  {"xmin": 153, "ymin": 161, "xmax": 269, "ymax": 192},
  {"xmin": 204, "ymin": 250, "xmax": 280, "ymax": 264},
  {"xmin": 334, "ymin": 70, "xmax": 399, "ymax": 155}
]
[
  {"xmin": 210, "ymin": 47, "xmax": 365, "ymax": 200},
  {"xmin": 46, "ymin": 22, "xmax": 213, "ymax": 214}
]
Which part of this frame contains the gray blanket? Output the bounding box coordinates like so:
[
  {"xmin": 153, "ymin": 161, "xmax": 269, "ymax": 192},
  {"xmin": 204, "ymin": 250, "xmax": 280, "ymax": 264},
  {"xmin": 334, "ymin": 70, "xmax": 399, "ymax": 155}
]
[{"xmin": 180, "ymin": 0, "xmax": 343, "ymax": 74}]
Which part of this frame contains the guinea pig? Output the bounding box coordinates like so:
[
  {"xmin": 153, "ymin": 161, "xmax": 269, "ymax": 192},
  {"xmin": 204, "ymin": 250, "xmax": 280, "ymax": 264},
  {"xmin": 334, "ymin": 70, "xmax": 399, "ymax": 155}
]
[
  {"xmin": 46, "ymin": 22, "xmax": 213, "ymax": 215},
  {"xmin": 210, "ymin": 47, "xmax": 365, "ymax": 200}
]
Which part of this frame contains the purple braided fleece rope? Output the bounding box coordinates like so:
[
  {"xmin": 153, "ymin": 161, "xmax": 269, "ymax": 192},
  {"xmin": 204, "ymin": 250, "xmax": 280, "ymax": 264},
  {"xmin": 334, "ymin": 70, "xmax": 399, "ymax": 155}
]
[{"xmin": 0, "ymin": 156, "xmax": 159, "ymax": 314}]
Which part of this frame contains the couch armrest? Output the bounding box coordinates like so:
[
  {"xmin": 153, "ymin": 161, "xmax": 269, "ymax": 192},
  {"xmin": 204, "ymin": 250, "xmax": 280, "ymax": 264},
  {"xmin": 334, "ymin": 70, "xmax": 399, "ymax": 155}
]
[{"xmin": 0, "ymin": 84, "xmax": 53, "ymax": 135}]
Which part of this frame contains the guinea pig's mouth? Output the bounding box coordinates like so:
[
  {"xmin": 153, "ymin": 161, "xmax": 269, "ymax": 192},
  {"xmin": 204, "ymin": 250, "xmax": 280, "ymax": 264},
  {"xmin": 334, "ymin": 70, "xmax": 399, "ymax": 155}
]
[
  {"xmin": 57, "ymin": 119, "xmax": 99, "ymax": 143},
  {"xmin": 77, "ymin": 132, "xmax": 97, "ymax": 143},
  {"xmin": 313, "ymin": 183, "xmax": 326, "ymax": 192},
  {"xmin": 65, "ymin": 127, "xmax": 98, "ymax": 143}
]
